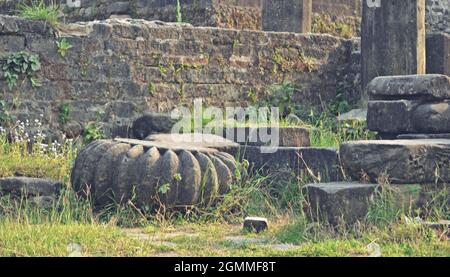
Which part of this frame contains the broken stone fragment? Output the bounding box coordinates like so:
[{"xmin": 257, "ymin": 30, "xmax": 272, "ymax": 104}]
[
  {"xmin": 131, "ymin": 113, "xmax": 178, "ymax": 139},
  {"xmin": 243, "ymin": 217, "xmax": 269, "ymax": 233},
  {"xmin": 303, "ymin": 182, "xmax": 377, "ymax": 226}
]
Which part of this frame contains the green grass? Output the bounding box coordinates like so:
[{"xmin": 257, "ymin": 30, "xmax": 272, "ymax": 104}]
[
  {"xmin": 0, "ymin": 218, "xmax": 448, "ymax": 257},
  {"xmin": 0, "ymin": 115, "xmax": 447, "ymax": 257},
  {"xmin": 17, "ymin": 0, "xmax": 61, "ymax": 26}
]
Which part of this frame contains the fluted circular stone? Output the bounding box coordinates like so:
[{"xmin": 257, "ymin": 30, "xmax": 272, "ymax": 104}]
[{"xmin": 71, "ymin": 139, "xmax": 239, "ymax": 208}]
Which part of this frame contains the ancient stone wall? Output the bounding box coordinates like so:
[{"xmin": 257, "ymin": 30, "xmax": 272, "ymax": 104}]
[
  {"xmin": 1, "ymin": 1, "xmax": 448, "ymax": 34},
  {"xmin": 0, "ymin": 16, "xmax": 359, "ymax": 139},
  {"xmin": 0, "ymin": 0, "xmax": 361, "ymax": 31}
]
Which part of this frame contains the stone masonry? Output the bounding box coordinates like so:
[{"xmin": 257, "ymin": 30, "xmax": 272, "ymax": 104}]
[{"xmin": 0, "ymin": 16, "xmax": 360, "ymax": 139}]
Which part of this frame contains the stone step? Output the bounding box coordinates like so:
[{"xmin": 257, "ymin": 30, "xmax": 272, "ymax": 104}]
[
  {"xmin": 340, "ymin": 139, "xmax": 450, "ymax": 184},
  {"xmin": 303, "ymin": 182, "xmax": 377, "ymax": 226}
]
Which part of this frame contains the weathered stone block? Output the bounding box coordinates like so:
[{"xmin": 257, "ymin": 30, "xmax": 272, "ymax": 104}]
[
  {"xmin": 426, "ymin": 32, "xmax": 450, "ymax": 76},
  {"xmin": 367, "ymin": 74, "xmax": 450, "ymax": 100},
  {"xmin": 243, "ymin": 217, "xmax": 269, "ymax": 233},
  {"xmin": 303, "ymin": 182, "xmax": 377, "ymax": 225},
  {"xmin": 340, "ymin": 139, "xmax": 450, "ymax": 184},
  {"xmin": 262, "ymin": 0, "xmax": 312, "ymax": 33},
  {"xmin": 367, "ymin": 100, "xmax": 418, "ymax": 134},
  {"xmin": 361, "ymin": 0, "xmax": 426, "ymax": 102},
  {"xmin": 232, "ymin": 146, "xmax": 342, "ymax": 182},
  {"xmin": 223, "ymin": 127, "xmax": 311, "ymax": 147},
  {"xmin": 0, "ymin": 177, "xmax": 63, "ymax": 198},
  {"xmin": 368, "ymin": 99, "xmax": 450, "ymax": 134},
  {"xmin": 131, "ymin": 113, "xmax": 178, "ymax": 139}
]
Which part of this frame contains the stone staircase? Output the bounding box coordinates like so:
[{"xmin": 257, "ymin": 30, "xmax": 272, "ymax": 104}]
[{"xmin": 304, "ymin": 74, "xmax": 450, "ymax": 225}]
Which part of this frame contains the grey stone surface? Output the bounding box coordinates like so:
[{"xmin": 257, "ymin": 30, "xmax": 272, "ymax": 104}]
[
  {"xmin": 367, "ymin": 100, "xmax": 417, "ymax": 134},
  {"xmin": 223, "ymin": 127, "xmax": 311, "ymax": 147},
  {"xmin": 243, "ymin": 217, "xmax": 269, "ymax": 233},
  {"xmin": 143, "ymin": 134, "xmax": 240, "ymax": 155},
  {"xmin": 397, "ymin": 133, "xmax": 450, "ymax": 139},
  {"xmin": 361, "ymin": 0, "xmax": 426, "ymax": 102},
  {"xmin": 426, "ymin": 32, "xmax": 450, "ymax": 76},
  {"xmin": 367, "ymin": 74, "xmax": 450, "ymax": 100},
  {"xmin": 0, "ymin": 177, "xmax": 63, "ymax": 198},
  {"xmin": 262, "ymin": 0, "xmax": 312, "ymax": 33},
  {"xmin": 71, "ymin": 139, "xmax": 239, "ymax": 208},
  {"xmin": 340, "ymin": 139, "xmax": 450, "ymax": 183},
  {"xmin": 303, "ymin": 182, "xmax": 377, "ymax": 225},
  {"xmin": 232, "ymin": 146, "xmax": 342, "ymax": 182}
]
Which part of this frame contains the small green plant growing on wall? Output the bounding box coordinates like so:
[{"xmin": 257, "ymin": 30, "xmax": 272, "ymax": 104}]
[
  {"xmin": 56, "ymin": 38, "xmax": 73, "ymax": 57},
  {"xmin": 83, "ymin": 122, "xmax": 104, "ymax": 143},
  {"xmin": 176, "ymin": 0, "xmax": 183, "ymax": 23},
  {"xmin": 58, "ymin": 103, "xmax": 70, "ymax": 125},
  {"xmin": 1, "ymin": 51, "xmax": 41, "ymax": 91},
  {"xmin": 17, "ymin": 0, "xmax": 62, "ymax": 26},
  {"xmin": 264, "ymin": 80, "xmax": 297, "ymax": 118}
]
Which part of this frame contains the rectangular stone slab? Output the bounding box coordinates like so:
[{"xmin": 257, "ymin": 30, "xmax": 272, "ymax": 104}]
[
  {"xmin": 340, "ymin": 139, "xmax": 450, "ymax": 184},
  {"xmin": 303, "ymin": 182, "xmax": 448, "ymax": 226},
  {"xmin": 367, "ymin": 74, "xmax": 450, "ymax": 100},
  {"xmin": 426, "ymin": 32, "xmax": 450, "ymax": 76},
  {"xmin": 361, "ymin": 0, "xmax": 426, "ymax": 101},
  {"xmin": 367, "ymin": 100, "xmax": 450, "ymax": 134}
]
